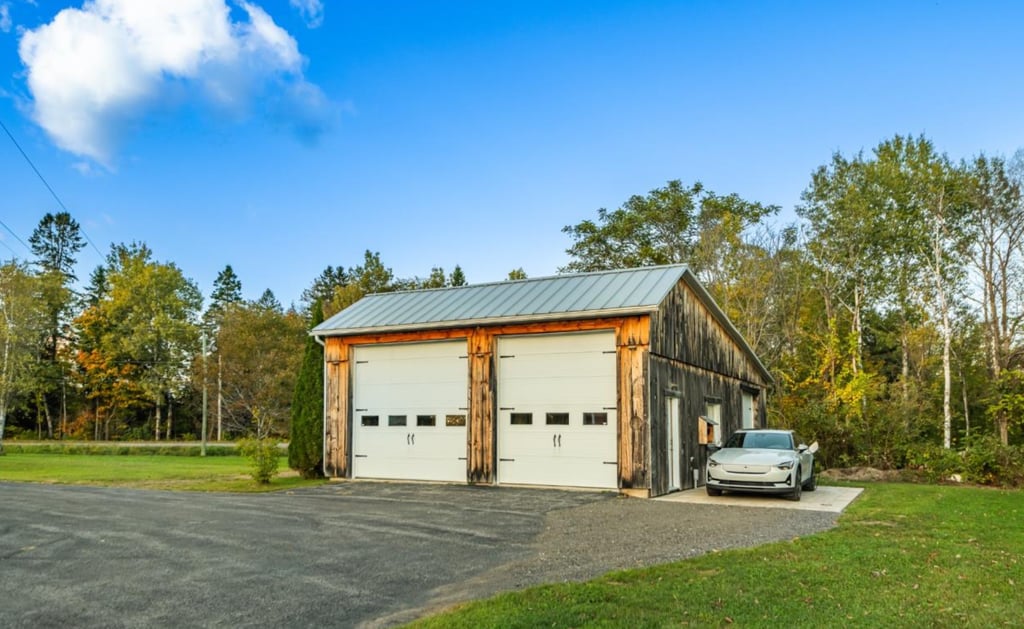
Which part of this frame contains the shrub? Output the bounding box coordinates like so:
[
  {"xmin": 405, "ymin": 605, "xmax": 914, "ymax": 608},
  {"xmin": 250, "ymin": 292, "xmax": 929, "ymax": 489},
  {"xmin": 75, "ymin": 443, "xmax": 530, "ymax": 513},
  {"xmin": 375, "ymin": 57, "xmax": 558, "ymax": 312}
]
[
  {"xmin": 961, "ymin": 434, "xmax": 1024, "ymax": 487},
  {"xmin": 903, "ymin": 438, "xmax": 1024, "ymax": 487},
  {"xmin": 238, "ymin": 438, "xmax": 280, "ymax": 484},
  {"xmin": 289, "ymin": 301, "xmax": 325, "ymax": 479},
  {"xmin": 904, "ymin": 443, "xmax": 963, "ymax": 483}
]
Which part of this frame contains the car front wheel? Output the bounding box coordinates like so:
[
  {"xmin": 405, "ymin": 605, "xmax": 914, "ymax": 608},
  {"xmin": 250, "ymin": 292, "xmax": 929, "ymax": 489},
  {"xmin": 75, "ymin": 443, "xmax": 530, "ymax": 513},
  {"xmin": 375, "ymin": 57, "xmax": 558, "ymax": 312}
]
[
  {"xmin": 803, "ymin": 463, "xmax": 817, "ymax": 491},
  {"xmin": 706, "ymin": 484, "xmax": 722, "ymax": 497},
  {"xmin": 788, "ymin": 468, "xmax": 802, "ymax": 501}
]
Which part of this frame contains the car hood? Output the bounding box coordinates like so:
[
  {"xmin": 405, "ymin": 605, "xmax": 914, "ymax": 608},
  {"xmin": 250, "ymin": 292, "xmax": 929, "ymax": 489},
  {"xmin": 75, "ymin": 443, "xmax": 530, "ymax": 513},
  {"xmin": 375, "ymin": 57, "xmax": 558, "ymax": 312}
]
[{"xmin": 710, "ymin": 448, "xmax": 798, "ymax": 465}]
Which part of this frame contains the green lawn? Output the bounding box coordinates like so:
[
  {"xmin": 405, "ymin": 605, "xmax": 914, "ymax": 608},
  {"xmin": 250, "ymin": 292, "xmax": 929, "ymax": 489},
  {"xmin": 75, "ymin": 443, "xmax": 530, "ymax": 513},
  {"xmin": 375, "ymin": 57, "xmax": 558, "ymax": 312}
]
[
  {"xmin": 0, "ymin": 452, "xmax": 327, "ymax": 492},
  {"xmin": 409, "ymin": 483, "xmax": 1024, "ymax": 628}
]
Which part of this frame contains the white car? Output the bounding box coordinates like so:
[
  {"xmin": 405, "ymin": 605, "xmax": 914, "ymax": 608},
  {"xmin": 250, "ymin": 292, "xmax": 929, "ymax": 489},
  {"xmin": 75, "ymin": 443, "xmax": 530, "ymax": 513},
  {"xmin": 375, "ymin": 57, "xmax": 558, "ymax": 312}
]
[{"xmin": 705, "ymin": 429, "xmax": 819, "ymax": 501}]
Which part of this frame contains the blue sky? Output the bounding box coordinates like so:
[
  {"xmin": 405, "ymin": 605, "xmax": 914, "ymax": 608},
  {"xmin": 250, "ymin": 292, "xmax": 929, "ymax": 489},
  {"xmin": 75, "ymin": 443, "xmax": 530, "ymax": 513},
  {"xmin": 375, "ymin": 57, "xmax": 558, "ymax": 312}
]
[{"xmin": 2, "ymin": 1, "xmax": 1023, "ymax": 307}]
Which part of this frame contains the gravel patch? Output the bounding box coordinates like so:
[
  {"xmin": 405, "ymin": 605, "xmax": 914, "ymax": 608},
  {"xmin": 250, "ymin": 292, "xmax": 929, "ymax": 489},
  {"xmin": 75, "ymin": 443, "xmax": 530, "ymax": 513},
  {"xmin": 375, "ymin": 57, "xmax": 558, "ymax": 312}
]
[{"xmin": 393, "ymin": 493, "xmax": 839, "ymax": 626}]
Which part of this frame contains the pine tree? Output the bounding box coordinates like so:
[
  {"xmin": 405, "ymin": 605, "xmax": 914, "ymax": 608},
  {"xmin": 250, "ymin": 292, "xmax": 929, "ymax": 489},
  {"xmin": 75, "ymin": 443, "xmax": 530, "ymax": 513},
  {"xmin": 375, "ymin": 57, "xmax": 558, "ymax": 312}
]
[
  {"xmin": 448, "ymin": 265, "xmax": 467, "ymax": 286},
  {"xmin": 288, "ymin": 301, "xmax": 325, "ymax": 478}
]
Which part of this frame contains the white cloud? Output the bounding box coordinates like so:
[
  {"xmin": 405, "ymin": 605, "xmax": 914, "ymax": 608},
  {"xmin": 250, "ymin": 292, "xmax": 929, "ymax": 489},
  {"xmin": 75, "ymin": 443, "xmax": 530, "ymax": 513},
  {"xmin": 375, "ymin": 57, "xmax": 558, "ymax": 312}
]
[
  {"xmin": 1, "ymin": 4, "xmax": 12, "ymax": 33},
  {"xmin": 18, "ymin": 0, "xmax": 334, "ymax": 166},
  {"xmin": 289, "ymin": 0, "xmax": 323, "ymax": 29}
]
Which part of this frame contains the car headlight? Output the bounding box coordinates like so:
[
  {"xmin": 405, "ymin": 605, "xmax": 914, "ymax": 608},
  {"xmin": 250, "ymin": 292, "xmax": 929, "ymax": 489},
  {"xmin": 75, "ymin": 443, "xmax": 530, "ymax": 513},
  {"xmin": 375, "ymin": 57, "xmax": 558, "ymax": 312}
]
[
  {"xmin": 708, "ymin": 458, "xmax": 721, "ymax": 468},
  {"xmin": 775, "ymin": 460, "xmax": 795, "ymax": 470}
]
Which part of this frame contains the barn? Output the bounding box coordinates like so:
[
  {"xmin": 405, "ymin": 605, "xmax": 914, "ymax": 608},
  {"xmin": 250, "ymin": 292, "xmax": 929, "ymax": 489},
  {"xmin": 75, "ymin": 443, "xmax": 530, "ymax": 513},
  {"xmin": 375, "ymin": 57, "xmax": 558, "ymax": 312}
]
[{"xmin": 311, "ymin": 264, "xmax": 772, "ymax": 497}]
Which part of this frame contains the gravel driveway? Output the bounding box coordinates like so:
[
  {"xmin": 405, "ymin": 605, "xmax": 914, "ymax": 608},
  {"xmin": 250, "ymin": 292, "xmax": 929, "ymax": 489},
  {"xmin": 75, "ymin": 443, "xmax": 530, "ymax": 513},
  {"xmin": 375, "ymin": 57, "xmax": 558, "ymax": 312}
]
[{"xmin": 0, "ymin": 481, "xmax": 839, "ymax": 628}]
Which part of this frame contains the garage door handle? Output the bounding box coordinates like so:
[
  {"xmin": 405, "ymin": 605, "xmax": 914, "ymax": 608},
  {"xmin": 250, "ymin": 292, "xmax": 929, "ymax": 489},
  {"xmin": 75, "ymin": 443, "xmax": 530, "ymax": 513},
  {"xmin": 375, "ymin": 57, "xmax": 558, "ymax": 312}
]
[
  {"xmin": 557, "ymin": 434, "xmax": 562, "ymax": 447},
  {"xmin": 406, "ymin": 434, "xmax": 410, "ymax": 445},
  {"xmin": 552, "ymin": 435, "xmax": 556, "ymax": 447},
  {"xmin": 411, "ymin": 434, "xmax": 415, "ymax": 445}
]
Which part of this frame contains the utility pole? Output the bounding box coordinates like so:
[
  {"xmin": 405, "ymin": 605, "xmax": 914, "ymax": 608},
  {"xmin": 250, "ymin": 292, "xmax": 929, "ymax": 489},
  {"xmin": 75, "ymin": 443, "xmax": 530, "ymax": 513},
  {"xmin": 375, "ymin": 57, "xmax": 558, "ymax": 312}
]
[{"xmin": 201, "ymin": 329, "xmax": 208, "ymax": 456}]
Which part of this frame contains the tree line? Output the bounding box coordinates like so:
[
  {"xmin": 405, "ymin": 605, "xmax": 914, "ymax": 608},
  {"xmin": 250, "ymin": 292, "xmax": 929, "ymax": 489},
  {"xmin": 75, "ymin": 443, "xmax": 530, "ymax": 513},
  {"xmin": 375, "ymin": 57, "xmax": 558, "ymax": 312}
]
[
  {"xmin": 562, "ymin": 134, "xmax": 1024, "ymax": 469},
  {"xmin": 0, "ymin": 220, "xmax": 476, "ymax": 452},
  {"xmin": 2, "ymin": 133, "xmax": 1022, "ymax": 476}
]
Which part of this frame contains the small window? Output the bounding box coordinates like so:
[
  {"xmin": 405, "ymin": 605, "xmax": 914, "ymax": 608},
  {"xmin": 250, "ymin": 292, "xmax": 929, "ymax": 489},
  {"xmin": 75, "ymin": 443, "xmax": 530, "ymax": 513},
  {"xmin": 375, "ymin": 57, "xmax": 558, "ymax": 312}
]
[
  {"xmin": 510, "ymin": 413, "xmax": 533, "ymax": 425},
  {"xmin": 388, "ymin": 415, "xmax": 407, "ymax": 427},
  {"xmin": 546, "ymin": 412, "xmax": 569, "ymax": 426},
  {"xmin": 361, "ymin": 415, "xmax": 379, "ymax": 427},
  {"xmin": 582, "ymin": 412, "xmax": 608, "ymax": 426},
  {"xmin": 446, "ymin": 414, "xmax": 466, "ymax": 427},
  {"xmin": 417, "ymin": 415, "xmax": 436, "ymax": 427}
]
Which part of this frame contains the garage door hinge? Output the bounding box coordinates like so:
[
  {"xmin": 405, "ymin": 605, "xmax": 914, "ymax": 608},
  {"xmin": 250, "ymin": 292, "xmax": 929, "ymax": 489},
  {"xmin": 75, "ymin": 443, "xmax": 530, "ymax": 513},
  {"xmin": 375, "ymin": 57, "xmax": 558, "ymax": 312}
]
[
  {"xmin": 499, "ymin": 354, "xmax": 515, "ymax": 358},
  {"xmin": 355, "ymin": 455, "xmax": 368, "ymax": 458},
  {"xmin": 459, "ymin": 355, "xmax": 469, "ymax": 359},
  {"xmin": 356, "ymin": 360, "xmax": 369, "ymax": 364},
  {"xmin": 499, "ymin": 458, "xmax": 515, "ymax": 462},
  {"xmin": 355, "ymin": 408, "xmax": 368, "ymax": 412},
  {"xmin": 603, "ymin": 461, "xmax": 617, "ymax": 465},
  {"xmin": 602, "ymin": 350, "xmax": 616, "ymax": 354},
  {"xmin": 499, "ymin": 407, "xmax": 515, "ymax": 411},
  {"xmin": 603, "ymin": 406, "xmax": 616, "ymax": 410},
  {"xmin": 458, "ymin": 457, "xmax": 467, "ymax": 461}
]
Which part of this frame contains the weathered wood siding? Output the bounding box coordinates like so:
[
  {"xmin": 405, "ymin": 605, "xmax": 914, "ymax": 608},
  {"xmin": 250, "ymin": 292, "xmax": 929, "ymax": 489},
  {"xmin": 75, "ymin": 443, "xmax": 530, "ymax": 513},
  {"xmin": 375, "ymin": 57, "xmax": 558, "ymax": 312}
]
[
  {"xmin": 645, "ymin": 278, "xmax": 770, "ymax": 497},
  {"xmin": 467, "ymin": 328, "xmax": 495, "ymax": 483},
  {"xmin": 616, "ymin": 316, "xmax": 650, "ymax": 490},
  {"xmin": 320, "ymin": 316, "xmax": 651, "ymax": 489},
  {"xmin": 648, "ymin": 355, "xmax": 757, "ymax": 496},
  {"xmin": 650, "ymin": 279, "xmax": 768, "ymax": 386},
  {"xmin": 323, "ymin": 337, "xmax": 350, "ymax": 477}
]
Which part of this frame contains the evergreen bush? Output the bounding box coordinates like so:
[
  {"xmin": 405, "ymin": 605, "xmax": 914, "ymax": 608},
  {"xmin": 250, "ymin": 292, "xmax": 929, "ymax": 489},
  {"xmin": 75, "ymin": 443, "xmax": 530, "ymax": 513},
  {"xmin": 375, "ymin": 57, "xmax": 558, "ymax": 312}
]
[{"xmin": 288, "ymin": 301, "xmax": 325, "ymax": 478}]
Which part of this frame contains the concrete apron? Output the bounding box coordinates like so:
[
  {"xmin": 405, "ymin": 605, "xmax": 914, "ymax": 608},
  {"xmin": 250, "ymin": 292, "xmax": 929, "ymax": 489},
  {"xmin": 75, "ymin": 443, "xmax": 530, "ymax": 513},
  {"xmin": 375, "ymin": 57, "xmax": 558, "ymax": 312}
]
[{"xmin": 655, "ymin": 485, "xmax": 864, "ymax": 513}]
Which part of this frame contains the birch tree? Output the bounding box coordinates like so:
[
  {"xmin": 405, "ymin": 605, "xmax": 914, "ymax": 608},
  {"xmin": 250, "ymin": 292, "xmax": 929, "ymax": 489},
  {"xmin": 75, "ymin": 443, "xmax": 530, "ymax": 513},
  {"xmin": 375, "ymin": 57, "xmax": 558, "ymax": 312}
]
[
  {"xmin": 880, "ymin": 136, "xmax": 972, "ymax": 448},
  {"xmin": 966, "ymin": 154, "xmax": 1024, "ymax": 444},
  {"xmin": 0, "ymin": 262, "xmax": 46, "ymax": 452}
]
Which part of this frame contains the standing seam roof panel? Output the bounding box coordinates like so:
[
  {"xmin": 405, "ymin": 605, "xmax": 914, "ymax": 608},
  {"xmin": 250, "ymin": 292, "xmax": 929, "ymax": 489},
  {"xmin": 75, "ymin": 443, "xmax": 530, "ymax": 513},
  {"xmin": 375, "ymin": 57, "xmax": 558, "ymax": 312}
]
[{"xmin": 313, "ymin": 265, "xmax": 690, "ymax": 333}]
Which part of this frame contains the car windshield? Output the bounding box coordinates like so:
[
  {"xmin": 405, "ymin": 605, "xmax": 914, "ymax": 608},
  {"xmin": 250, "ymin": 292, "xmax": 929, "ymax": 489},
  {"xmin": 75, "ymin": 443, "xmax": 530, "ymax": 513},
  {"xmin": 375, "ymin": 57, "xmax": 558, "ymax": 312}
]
[{"xmin": 725, "ymin": 432, "xmax": 793, "ymax": 450}]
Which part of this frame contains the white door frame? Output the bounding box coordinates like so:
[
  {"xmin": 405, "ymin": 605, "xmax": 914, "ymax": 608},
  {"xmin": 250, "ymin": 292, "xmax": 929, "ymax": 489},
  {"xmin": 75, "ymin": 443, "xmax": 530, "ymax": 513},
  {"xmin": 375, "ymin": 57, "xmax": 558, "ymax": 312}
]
[{"xmin": 665, "ymin": 395, "xmax": 682, "ymax": 492}]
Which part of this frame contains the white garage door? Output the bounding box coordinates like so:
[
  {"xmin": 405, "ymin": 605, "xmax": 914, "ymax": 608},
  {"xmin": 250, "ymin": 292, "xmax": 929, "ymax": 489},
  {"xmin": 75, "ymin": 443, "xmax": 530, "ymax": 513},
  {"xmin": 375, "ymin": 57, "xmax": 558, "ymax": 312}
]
[
  {"xmin": 351, "ymin": 340, "xmax": 468, "ymax": 482},
  {"xmin": 496, "ymin": 331, "xmax": 618, "ymax": 489}
]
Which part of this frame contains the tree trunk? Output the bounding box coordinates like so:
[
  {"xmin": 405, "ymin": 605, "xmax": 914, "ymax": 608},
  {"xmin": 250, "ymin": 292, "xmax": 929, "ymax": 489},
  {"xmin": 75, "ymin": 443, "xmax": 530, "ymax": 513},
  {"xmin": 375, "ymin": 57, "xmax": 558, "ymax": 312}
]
[
  {"xmin": 167, "ymin": 400, "xmax": 173, "ymax": 440},
  {"xmin": 960, "ymin": 365, "xmax": 970, "ymax": 438},
  {"xmin": 43, "ymin": 400, "xmax": 54, "ymax": 440},
  {"xmin": 217, "ymin": 354, "xmax": 223, "ymax": 441},
  {"xmin": 155, "ymin": 403, "xmax": 162, "ymax": 442}
]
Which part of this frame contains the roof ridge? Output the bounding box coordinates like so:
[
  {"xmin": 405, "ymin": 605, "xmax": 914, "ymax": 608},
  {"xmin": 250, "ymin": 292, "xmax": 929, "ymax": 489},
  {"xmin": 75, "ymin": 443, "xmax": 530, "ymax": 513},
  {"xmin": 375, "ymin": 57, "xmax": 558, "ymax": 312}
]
[{"xmin": 365, "ymin": 263, "xmax": 690, "ymax": 297}]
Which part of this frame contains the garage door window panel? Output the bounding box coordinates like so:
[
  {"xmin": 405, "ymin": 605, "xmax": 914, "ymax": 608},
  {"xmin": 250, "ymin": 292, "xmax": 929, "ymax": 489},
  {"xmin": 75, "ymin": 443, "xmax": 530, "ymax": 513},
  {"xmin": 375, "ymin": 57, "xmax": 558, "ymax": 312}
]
[
  {"xmin": 445, "ymin": 414, "xmax": 466, "ymax": 427},
  {"xmin": 510, "ymin": 413, "xmax": 533, "ymax": 425},
  {"xmin": 361, "ymin": 415, "xmax": 380, "ymax": 427},
  {"xmin": 388, "ymin": 415, "xmax": 407, "ymax": 427},
  {"xmin": 546, "ymin": 412, "xmax": 570, "ymax": 425},
  {"xmin": 583, "ymin": 412, "xmax": 608, "ymax": 426},
  {"xmin": 417, "ymin": 415, "xmax": 436, "ymax": 427}
]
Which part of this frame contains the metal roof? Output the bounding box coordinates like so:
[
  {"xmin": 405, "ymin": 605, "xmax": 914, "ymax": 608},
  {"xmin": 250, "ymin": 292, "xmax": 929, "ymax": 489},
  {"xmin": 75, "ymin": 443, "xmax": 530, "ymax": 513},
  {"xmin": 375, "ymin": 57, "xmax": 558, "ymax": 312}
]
[{"xmin": 313, "ymin": 265, "xmax": 688, "ymax": 335}]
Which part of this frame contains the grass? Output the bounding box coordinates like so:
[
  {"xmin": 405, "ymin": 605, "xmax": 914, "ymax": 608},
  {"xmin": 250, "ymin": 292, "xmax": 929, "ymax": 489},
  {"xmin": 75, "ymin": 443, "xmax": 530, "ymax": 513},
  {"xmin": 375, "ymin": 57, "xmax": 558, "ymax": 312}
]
[
  {"xmin": 0, "ymin": 452, "xmax": 327, "ymax": 492},
  {"xmin": 409, "ymin": 483, "xmax": 1024, "ymax": 628}
]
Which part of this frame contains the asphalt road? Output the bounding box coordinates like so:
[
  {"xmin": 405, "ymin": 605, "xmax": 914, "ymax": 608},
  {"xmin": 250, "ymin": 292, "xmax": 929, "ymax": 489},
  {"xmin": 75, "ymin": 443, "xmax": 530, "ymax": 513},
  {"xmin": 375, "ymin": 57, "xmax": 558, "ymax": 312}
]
[{"xmin": 0, "ymin": 482, "xmax": 840, "ymax": 628}]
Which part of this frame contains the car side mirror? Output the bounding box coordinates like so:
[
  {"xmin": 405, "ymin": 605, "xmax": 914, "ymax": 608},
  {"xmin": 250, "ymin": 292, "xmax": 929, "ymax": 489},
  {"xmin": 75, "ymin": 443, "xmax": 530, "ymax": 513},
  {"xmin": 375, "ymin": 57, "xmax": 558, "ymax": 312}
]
[
  {"xmin": 799, "ymin": 442, "xmax": 819, "ymax": 454},
  {"xmin": 706, "ymin": 444, "xmax": 720, "ymax": 454}
]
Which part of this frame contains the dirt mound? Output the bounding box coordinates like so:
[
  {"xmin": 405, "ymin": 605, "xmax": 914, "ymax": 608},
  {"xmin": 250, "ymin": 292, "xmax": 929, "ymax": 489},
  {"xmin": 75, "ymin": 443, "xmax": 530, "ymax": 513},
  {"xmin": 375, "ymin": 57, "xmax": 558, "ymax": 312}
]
[{"xmin": 821, "ymin": 467, "xmax": 901, "ymax": 482}]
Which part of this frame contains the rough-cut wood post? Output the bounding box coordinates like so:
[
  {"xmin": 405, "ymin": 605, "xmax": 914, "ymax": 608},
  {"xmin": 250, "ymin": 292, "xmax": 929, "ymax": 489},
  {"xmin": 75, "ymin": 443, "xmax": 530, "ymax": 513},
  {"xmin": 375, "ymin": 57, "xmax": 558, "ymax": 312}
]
[
  {"xmin": 617, "ymin": 316, "xmax": 650, "ymax": 491},
  {"xmin": 324, "ymin": 338, "xmax": 349, "ymax": 477},
  {"xmin": 467, "ymin": 328, "xmax": 495, "ymax": 483}
]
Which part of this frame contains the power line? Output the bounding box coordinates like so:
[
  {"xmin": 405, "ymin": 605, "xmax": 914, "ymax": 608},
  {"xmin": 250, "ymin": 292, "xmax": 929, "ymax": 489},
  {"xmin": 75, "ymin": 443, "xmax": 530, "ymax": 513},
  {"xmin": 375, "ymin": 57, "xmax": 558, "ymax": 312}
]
[
  {"xmin": 1, "ymin": 116, "xmax": 105, "ymax": 259},
  {"xmin": 0, "ymin": 217, "xmax": 31, "ymax": 252}
]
